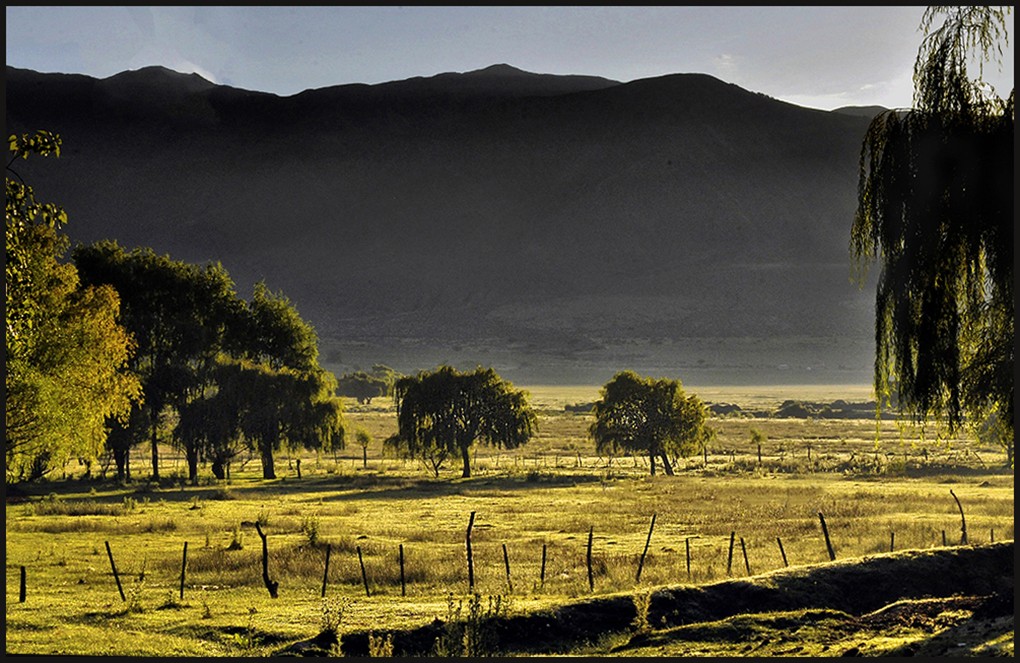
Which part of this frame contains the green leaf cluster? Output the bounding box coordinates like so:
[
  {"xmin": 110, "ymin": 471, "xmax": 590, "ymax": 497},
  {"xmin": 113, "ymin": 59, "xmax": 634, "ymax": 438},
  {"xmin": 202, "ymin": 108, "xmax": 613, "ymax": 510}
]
[
  {"xmin": 851, "ymin": 7, "xmax": 1014, "ymax": 466},
  {"xmin": 72, "ymin": 243, "xmax": 344, "ymax": 482},
  {"xmin": 389, "ymin": 366, "xmax": 537, "ymax": 478},
  {"xmin": 590, "ymin": 371, "xmax": 709, "ymax": 476},
  {"xmin": 6, "ymin": 132, "xmax": 142, "ymax": 481}
]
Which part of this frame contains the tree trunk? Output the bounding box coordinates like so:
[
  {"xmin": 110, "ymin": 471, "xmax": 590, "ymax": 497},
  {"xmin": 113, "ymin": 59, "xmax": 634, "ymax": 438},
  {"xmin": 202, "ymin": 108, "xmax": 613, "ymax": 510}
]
[
  {"xmin": 211, "ymin": 458, "xmax": 226, "ymax": 480},
  {"xmin": 186, "ymin": 444, "xmax": 199, "ymax": 485},
  {"xmin": 362, "ymin": 446, "xmax": 367, "ymax": 468},
  {"xmin": 659, "ymin": 452, "xmax": 675, "ymax": 476},
  {"xmin": 261, "ymin": 444, "xmax": 276, "ymax": 480},
  {"xmin": 461, "ymin": 445, "xmax": 472, "ymax": 478},
  {"xmin": 114, "ymin": 446, "xmax": 129, "ymax": 482},
  {"xmin": 649, "ymin": 450, "xmax": 656, "ymax": 476},
  {"xmin": 150, "ymin": 417, "xmax": 160, "ymax": 481}
]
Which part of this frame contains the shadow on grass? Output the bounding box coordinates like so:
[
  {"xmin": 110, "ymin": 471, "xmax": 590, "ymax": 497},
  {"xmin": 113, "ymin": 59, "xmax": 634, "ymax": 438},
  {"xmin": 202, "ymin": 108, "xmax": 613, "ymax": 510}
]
[{"xmin": 6, "ymin": 470, "xmax": 606, "ymax": 507}]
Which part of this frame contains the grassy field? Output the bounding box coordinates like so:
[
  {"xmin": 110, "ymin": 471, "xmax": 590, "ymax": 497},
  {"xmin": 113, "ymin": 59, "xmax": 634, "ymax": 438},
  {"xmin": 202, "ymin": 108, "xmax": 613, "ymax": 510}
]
[{"xmin": 5, "ymin": 384, "xmax": 1013, "ymax": 657}]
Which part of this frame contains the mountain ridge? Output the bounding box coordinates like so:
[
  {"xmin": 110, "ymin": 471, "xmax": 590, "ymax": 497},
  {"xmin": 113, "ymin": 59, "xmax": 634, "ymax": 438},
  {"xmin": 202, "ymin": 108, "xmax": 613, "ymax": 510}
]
[{"xmin": 5, "ymin": 64, "xmax": 880, "ymax": 385}]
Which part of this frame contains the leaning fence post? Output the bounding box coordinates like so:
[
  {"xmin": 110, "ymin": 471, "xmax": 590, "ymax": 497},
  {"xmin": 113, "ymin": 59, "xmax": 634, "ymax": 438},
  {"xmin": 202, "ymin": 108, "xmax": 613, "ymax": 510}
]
[
  {"xmin": 740, "ymin": 537, "xmax": 751, "ymax": 575},
  {"xmin": 818, "ymin": 512, "xmax": 836, "ymax": 561},
  {"xmin": 726, "ymin": 531, "xmax": 736, "ymax": 576},
  {"xmin": 502, "ymin": 543, "xmax": 513, "ymax": 593},
  {"xmin": 949, "ymin": 490, "xmax": 967, "ymax": 544},
  {"xmin": 321, "ymin": 543, "xmax": 331, "ymax": 598},
  {"xmin": 399, "ymin": 544, "xmax": 406, "ymax": 597},
  {"xmin": 635, "ymin": 513, "xmax": 656, "ymax": 582},
  {"xmin": 466, "ymin": 511, "xmax": 476, "ymax": 592},
  {"xmin": 357, "ymin": 546, "xmax": 370, "ymax": 597},
  {"xmin": 105, "ymin": 541, "xmax": 125, "ymax": 602},
  {"xmin": 254, "ymin": 522, "xmax": 279, "ymax": 598},
  {"xmin": 179, "ymin": 541, "xmax": 188, "ymax": 600},
  {"xmin": 777, "ymin": 537, "xmax": 788, "ymax": 567},
  {"xmin": 586, "ymin": 526, "xmax": 595, "ymax": 592},
  {"xmin": 539, "ymin": 543, "xmax": 547, "ymax": 589}
]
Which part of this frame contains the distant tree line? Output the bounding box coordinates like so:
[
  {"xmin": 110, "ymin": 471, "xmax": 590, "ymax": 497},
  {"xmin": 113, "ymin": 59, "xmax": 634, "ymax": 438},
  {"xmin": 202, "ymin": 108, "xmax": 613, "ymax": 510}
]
[{"xmin": 336, "ymin": 365, "xmax": 401, "ymax": 404}]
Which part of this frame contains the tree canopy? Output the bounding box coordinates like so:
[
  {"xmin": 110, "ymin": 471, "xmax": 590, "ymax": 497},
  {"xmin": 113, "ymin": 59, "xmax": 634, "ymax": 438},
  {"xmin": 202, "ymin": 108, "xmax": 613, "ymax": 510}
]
[
  {"xmin": 390, "ymin": 365, "xmax": 536, "ymax": 478},
  {"xmin": 850, "ymin": 6, "xmax": 1014, "ymax": 466},
  {"xmin": 6, "ymin": 132, "xmax": 142, "ymax": 482},
  {"xmin": 73, "ymin": 243, "xmax": 343, "ymax": 482},
  {"xmin": 589, "ymin": 371, "xmax": 709, "ymax": 476}
]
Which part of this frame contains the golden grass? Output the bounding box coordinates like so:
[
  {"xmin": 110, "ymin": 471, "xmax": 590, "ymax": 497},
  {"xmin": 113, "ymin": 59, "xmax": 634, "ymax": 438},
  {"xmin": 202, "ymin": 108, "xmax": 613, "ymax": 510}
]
[{"xmin": 5, "ymin": 384, "xmax": 1013, "ymax": 656}]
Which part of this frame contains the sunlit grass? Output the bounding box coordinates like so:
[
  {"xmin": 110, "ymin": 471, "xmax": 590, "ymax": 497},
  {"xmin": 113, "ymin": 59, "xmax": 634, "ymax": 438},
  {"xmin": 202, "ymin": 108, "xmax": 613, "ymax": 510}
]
[{"xmin": 5, "ymin": 384, "xmax": 1013, "ymax": 656}]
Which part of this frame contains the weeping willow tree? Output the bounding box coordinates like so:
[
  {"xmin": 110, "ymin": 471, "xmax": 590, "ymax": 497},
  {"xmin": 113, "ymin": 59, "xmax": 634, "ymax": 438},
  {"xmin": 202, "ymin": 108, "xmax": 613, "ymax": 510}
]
[
  {"xmin": 390, "ymin": 365, "xmax": 536, "ymax": 478},
  {"xmin": 851, "ymin": 7, "xmax": 1013, "ymax": 466}
]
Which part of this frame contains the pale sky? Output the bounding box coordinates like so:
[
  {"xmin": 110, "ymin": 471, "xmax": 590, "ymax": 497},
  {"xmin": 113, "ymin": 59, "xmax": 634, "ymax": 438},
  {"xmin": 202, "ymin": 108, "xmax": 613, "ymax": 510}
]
[{"xmin": 5, "ymin": 6, "xmax": 1015, "ymax": 111}]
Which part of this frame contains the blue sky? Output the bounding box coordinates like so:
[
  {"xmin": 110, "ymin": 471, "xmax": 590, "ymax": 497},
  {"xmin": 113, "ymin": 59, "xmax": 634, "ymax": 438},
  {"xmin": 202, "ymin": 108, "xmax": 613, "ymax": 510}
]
[{"xmin": 6, "ymin": 6, "xmax": 1014, "ymax": 111}]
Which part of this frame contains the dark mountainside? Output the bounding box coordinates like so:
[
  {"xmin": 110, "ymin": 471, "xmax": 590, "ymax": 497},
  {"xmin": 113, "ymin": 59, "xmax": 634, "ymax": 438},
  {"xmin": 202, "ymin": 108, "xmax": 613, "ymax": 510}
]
[{"xmin": 5, "ymin": 64, "xmax": 880, "ymax": 385}]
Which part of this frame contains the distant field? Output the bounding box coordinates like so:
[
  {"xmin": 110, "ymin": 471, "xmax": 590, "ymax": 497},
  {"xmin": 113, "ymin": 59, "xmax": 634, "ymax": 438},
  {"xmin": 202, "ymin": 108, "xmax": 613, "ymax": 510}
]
[
  {"xmin": 5, "ymin": 384, "xmax": 1012, "ymax": 657},
  {"xmin": 523, "ymin": 383, "xmax": 877, "ymax": 410}
]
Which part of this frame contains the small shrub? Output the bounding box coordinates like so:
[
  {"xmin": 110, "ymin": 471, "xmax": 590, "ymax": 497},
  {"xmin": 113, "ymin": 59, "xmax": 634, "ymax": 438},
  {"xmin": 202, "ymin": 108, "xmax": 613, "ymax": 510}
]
[
  {"xmin": 632, "ymin": 590, "xmax": 652, "ymax": 633},
  {"xmin": 368, "ymin": 632, "xmax": 394, "ymax": 657},
  {"xmin": 321, "ymin": 596, "xmax": 348, "ymax": 636},
  {"xmin": 432, "ymin": 593, "xmax": 511, "ymax": 657},
  {"xmin": 227, "ymin": 526, "xmax": 244, "ymax": 550},
  {"xmin": 301, "ymin": 515, "xmax": 321, "ymax": 546}
]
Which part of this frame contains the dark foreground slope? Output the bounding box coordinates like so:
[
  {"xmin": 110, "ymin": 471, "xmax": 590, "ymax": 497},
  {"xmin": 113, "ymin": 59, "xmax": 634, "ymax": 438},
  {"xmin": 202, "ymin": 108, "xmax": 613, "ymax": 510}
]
[
  {"xmin": 303, "ymin": 542, "xmax": 1013, "ymax": 656},
  {"xmin": 6, "ymin": 65, "xmax": 879, "ymax": 384}
]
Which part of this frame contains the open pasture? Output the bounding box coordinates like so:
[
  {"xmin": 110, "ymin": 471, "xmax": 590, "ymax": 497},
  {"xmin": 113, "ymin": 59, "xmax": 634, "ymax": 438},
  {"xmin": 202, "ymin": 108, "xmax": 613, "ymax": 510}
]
[{"xmin": 5, "ymin": 384, "xmax": 1013, "ymax": 656}]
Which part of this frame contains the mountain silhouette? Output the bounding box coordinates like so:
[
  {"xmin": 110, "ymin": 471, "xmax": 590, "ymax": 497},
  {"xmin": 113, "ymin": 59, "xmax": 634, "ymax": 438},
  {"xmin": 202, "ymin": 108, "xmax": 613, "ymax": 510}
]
[{"xmin": 5, "ymin": 64, "xmax": 880, "ymax": 385}]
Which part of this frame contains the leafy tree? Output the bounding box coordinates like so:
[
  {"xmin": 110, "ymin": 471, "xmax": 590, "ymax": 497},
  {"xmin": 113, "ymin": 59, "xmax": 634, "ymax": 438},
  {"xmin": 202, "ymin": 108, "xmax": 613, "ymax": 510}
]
[
  {"xmin": 590, "ymin": 371, "xmax": 708, "ymax": 476},
  {"xmin": 338, "ymin": 371, "xmax": 389, "ymax": 404},
  {"xmin": 73, "ymin": 241, "xmax": 245, "ymax": 481},
  {"xmin": 73, "ymin": 246, "xmax": 343, "ymax": 482},
  {"xmin": 355, "ymin": 428, "xmax": 371, "ymax": 468},
  {"xmin": 851, "ymin": 7, "xmax": 1014, "ymax": 466},
  {"xmin": 6, "ymin": 132, "xmax": 141, "ymax": 482},
  {"xmin": 391, "ymin": 366, "xmax": 536, "ymax": 478},
  {"xmin": 230, "ymin": 285, "xmax": 344, "ymax": 479}
]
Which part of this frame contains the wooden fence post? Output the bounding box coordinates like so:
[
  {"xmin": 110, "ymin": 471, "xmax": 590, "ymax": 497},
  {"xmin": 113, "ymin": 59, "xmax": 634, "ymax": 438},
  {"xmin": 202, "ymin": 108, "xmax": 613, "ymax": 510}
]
[
  {"xmin": 740, "ymin": 537, "xmax": 751, "ymax": 575},
  {"xmin": 685, "ymin": 538, "xmax": 691, "ymax": 581},
  {"xmin": 818, "ymin": 512, "xmax": 836, "ymax": 561},
  {"xmin": 889, "ymin": 531, "xmax": 895, "ymax": 553},
  {"xmin": 399, "ymin": 544, "xmax": 406, "ymax": 597},
  {"xmin": 321, "ymin": 543, "xmax": 331, "ymax": 598},
  {"xmin": 942, "ymin": 529, "xmax": 947, "ymax": 546},
  {"xmin": 105, "ymin": 541, "xmax": 125, "ymax": 602},
  {"xmin": 949, "ymin": 490, "xmax": 967, "ymax": 544},
  {"xmin": 587, "ymin": 526, "xmax": 595, "ymax": 592},
  {"xmin": 466, "ymin": 511, "xmax": 476, "ymax": 592},
  {"xmin": 357, "ymin": 546, "xmax": 370, "ymax": 597},
  {"xmin": 777, "ymin": 537, "xmax": 788, "ymax": 567},
  {"xmin": 20, "ymin": 566, "xmax": 26, "ymax": 603},
  {"xmin": 179, "ymin": 541, "xmax": 188, "ymax": 600},
  {"xmin": 635, "ymin": 513, "xmax": 656, "ymax": 582},
  {"xmin": 726, "ymin": 531, "xmax": 735, "ymax": 576},
  {"xmin": 540, "ymin": 543, "xmax": 547, "ymax": 589},
  {"xmin": 254, "ymin": 522, "xmax": 279, "ymax": 598},
  {"xmin": 502, "ymin": 543, "xmax": 512, "ymax": 593}
]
